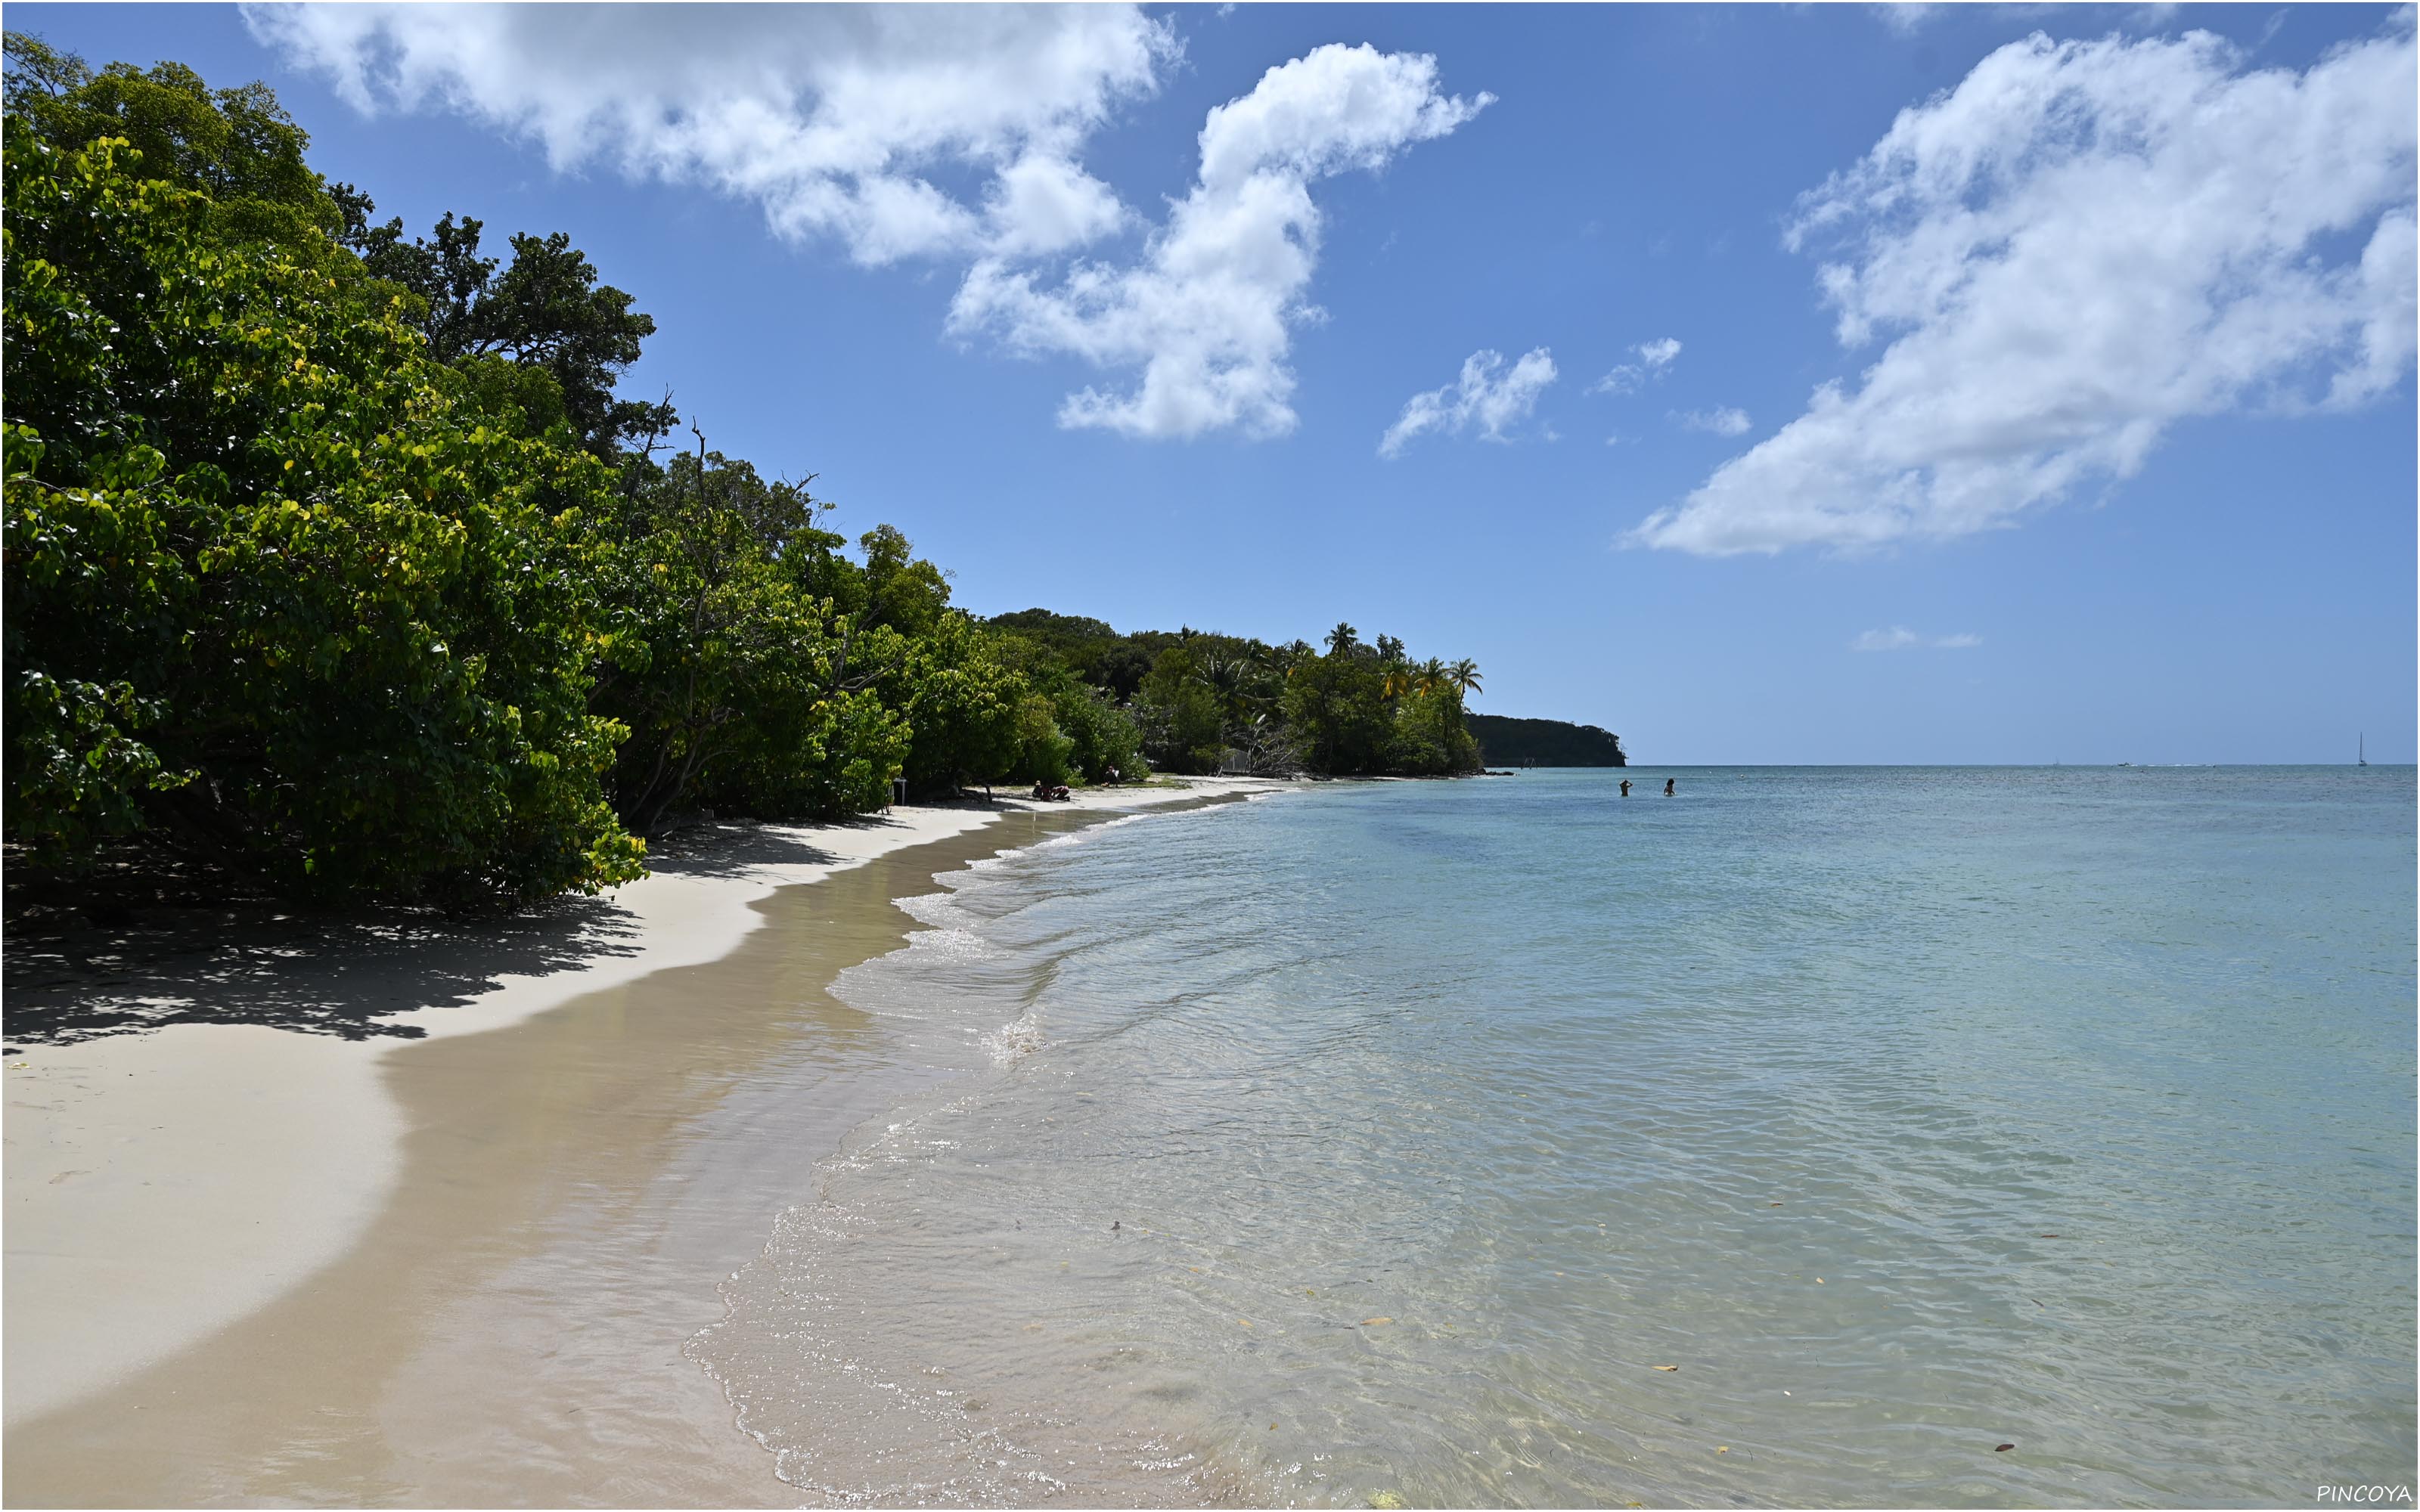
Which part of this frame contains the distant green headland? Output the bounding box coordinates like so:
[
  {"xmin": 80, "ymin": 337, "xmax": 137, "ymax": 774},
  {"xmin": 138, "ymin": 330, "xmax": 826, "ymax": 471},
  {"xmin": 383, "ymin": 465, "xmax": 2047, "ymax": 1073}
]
[{"xmin": 1465, "ymin": 714, "xmax": 1627, "ymax": 767}]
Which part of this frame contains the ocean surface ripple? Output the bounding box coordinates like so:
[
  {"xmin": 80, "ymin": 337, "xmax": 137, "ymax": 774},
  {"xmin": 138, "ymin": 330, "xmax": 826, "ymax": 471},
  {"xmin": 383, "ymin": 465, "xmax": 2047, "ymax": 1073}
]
[{"xmin": 689, "ymin": 768, "xmax": 2417, "ymax": 1507}]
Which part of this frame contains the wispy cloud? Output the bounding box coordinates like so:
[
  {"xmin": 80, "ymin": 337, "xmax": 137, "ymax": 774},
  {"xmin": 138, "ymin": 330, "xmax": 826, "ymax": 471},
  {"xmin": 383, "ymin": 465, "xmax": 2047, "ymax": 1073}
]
[
  {"xmin": 1589, "ymin": 336, "xmax": 1682, "ymax": 395},
  {"xmin": 1379, "ymin": 347, "xmax": 1559, "ymax": 457},
  {"xmin": 1675, "ymin": 406, "xmax": 1752, "ymax": 436},
  {"xmin": 1872, "ymin": 4, "xmax": 1942, "ymax": 36},
  {"xmin": 1636, "ymin": 21, "xmax": 2418, "ymax": 555},
  {"xmin": 1852, "ymin": 627, "xmax": 1981, "ymax": 652}
]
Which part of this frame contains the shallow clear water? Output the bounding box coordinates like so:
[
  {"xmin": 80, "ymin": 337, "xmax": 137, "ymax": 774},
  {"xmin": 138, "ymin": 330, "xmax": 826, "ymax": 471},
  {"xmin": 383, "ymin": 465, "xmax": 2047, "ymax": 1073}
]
[{"xmin": 690, "ymin": 769, "xmax": 2417, "ymax": 1507}]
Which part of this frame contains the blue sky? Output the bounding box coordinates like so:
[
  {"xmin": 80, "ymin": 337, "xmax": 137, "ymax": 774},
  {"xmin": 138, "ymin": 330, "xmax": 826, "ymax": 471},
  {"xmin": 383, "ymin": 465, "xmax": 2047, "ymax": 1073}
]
[{"xmin": 17, "ymin": 3, "xmax": 2415, "ymax": 763}]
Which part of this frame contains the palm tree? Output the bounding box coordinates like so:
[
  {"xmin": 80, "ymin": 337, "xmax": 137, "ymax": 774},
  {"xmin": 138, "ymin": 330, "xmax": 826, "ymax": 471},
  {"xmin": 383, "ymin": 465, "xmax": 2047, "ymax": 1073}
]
[
  {"xmin": 1326, "ymin": 621, "xmax": 1359, "ymax": 658},
  {"xmin": 1409, "ymin": 657, "xmax": 1451, "ymax": 752},
  {"xmin": 1444, "ymin": 658, "xmax": 1483, "ymax": 698},
  {"xmin": 1199, "ymin": 653, "xmax": 1252, "ymax": 717},
  {"xmin": 1274, "ymin": 639, "xmax": 1314, "ymax": 680}
]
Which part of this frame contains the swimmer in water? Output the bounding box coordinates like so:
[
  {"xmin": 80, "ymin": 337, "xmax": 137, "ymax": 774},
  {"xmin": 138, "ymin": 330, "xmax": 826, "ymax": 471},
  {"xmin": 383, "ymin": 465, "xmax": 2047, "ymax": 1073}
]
[
  {"xmin": 1664, "ymin": 778, "xmax": 1675, "ymax": 797},
  {"xmin": 1620, "ymin": 779, "xmax": 1631, "ymax": 797}
]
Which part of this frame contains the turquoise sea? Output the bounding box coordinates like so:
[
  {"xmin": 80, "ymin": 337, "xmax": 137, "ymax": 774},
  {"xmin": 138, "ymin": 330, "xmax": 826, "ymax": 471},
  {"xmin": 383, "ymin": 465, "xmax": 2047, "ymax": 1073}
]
[{"xmin": 691, "ymin": 767, "xmax": 2417, "ymax": 1507}]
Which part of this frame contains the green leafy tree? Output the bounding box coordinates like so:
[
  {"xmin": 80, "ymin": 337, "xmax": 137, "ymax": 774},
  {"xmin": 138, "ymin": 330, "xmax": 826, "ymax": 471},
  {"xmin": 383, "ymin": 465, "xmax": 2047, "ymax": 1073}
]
[
  {"xmin": 991, "ymin": 629, "xmax": 1146, "ymax": 784},
  {"xmin": 1048, "ymin": 682, "xmax": 1146, "ymax": 782},
  {"xmin": 3, "ymin": 33, "xmax": 345, "ymax": 257},
  {"xmin": 1282, "ymin": 643, "xmax": 1392, "ymax": 774},
  {"xmin": 1010, "ymin": 692, "xmax": 1075, "ymax": 788},
  {"xmin": 588, "ymin": 435, "xmax": 873, "ymax": 830},
  {"xmin": 1135, "ymin": 645, "xmax": 1225, "ymax": 773},
  {"xmin": 855, "ymin": 523, "xmax": 953, "ymax": 638},
  {"xmin": 3, "ymin": 133, "xmax": 644, "ymax": 906},
  {"xmin": 898, "ymin": 612, "xmax": 1024, "ymax": 797},
  {"xmin": 340, "ymin": 207, "xmax": 659, "ymax": 454}
]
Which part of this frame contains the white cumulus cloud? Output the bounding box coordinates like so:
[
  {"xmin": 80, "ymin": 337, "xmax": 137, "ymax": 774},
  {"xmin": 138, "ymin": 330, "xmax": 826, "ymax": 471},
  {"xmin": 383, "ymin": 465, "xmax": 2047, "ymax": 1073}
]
[
  {"xmin": 1675, "ymin": 406, "xmax": 1753, "ymax": 435},
  {"xmin": 1589, "ymin": 336, "xmax": 1682, "ymax": 395},
  {"xmin": 247, "ymin": 9, "xmax": 1488, "ymax": 442},
  {"xmin": 1635, "ymin": 22, "xmax": 2418, "ymax": 556},
  {"xmin": 1379, "ymin": 347, "xmax": 1559, "ymax": 457},
  {"xmin": 952, "ymin": 44, "xmax": 1491, "ymax": 438},
  {"xmin": 246, "ymin": 4, "xmax": 1172, "ymax": 265},
  {"xmin": 1852, "ymin": 627, "xmax": 1981, "ymax": 651}
]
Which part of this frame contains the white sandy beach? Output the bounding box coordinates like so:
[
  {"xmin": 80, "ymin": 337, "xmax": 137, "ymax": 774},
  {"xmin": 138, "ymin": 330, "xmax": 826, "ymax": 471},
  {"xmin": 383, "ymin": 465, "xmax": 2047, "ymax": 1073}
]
[{"xmin": 2, "ymin": 777, "xmax": 1284, "ymax": 1437}]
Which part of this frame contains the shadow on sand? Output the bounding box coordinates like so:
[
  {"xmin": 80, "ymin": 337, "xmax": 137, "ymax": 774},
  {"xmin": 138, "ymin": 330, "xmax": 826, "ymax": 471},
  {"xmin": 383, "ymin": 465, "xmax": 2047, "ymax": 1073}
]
[{"xmin": 0, "ymin": 820, "xmax": 862, "ymax": 1052}]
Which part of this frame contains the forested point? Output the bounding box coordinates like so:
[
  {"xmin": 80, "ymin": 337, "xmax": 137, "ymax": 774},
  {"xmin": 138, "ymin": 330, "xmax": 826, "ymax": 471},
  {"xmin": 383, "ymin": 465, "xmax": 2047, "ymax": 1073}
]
[
  {"xmin": 1, "ymin": 39, "xmax": 1534, "ymax": 914},
  {"xmin": 1464, "ymin": 714, "xmax": 1627, "ymax": 767}
]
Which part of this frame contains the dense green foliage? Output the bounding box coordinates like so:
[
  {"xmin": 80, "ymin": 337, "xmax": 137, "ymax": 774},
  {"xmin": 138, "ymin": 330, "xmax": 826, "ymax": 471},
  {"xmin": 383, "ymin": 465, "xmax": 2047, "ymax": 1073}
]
[
  {"xmin": 338, "ymin": 206, "xmax": 666, "ymax": 457},
  {"xmin": 2, "ymin": 33, "xmax": 343, "ymax": 259},
  {"xmin": 985, "ymin": 611, "xmax": 1483, "ymax": 778},
  {"xmin": 1465, "ymin": 714, "xmax": 1627, "ymax": 767},
  {"xmin": 3, "ymin": 132, "xmax": 642, "ymax": 906},
  {"xmin": 2, "ymin": 39, "xmax": 1494, "ymax": 912}
]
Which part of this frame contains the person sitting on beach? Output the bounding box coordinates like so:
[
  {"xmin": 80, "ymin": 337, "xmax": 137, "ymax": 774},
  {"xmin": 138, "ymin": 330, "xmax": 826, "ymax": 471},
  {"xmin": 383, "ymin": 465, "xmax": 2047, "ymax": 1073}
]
[{"xmin": 1664, "ymin": 778, "xmax": 1675, "ymax": 797}]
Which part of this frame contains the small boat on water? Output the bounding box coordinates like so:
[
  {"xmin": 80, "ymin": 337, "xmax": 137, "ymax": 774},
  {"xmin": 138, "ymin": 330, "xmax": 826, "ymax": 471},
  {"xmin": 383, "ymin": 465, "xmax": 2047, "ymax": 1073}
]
[{"xmin": 2358, "ymin": 733, "xmax": 2368, "ymax": 767}]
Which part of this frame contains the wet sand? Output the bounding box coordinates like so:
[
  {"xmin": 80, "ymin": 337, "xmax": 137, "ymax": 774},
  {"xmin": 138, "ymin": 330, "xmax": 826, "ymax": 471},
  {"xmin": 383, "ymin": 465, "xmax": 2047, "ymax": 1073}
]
[{"xmin": 4, "ymin": 790, "xmax": 1267, "ymax": 1506}]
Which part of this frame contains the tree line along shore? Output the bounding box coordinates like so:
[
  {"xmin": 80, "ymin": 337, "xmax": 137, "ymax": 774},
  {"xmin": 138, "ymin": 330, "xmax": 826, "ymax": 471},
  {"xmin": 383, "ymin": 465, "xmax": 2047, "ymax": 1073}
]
[{"xmin": 2, "ymin": 38, "xmax": 1620, "ymax": 918}]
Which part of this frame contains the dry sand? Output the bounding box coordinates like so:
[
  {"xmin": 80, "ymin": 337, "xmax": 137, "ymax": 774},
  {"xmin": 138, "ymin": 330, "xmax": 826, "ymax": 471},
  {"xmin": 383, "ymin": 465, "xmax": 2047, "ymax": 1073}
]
[{"xmin": 2, "ymin": 777, "xmax": 1286, "ymax": 1503}]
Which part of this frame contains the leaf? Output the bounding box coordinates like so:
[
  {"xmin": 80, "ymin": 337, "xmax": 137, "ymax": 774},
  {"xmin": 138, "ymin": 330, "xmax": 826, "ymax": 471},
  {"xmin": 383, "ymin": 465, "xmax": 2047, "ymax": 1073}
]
[
  {"xmin": 1361, "ymin": 1317, "xmax": 1393, "ymax": 1327},
  {"xmin": 1652, "ymin": 1364, "xmax": 1679, "ymax": 1371},
  {"xmin": 1995, "ymin": 1443, "xmax": 2016, "ymax": 1453}
]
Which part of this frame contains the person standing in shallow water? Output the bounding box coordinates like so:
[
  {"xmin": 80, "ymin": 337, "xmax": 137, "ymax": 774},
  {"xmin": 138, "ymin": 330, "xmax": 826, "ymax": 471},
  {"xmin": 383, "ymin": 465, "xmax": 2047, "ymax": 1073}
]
[
  {"xmin": 1620, "ymin": 779, "xmax": 1631, "ymax": 797},
  {"xmin": 1664, "ymin": 778, "xmax": 1675, "ymax": 797}
]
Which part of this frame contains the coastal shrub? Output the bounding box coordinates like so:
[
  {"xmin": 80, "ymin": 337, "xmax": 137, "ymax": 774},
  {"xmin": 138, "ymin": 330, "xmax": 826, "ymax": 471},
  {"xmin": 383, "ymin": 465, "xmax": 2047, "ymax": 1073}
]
[
  {"xmin": 588, "ymin": 446, "xmax": 825, "ymax": 829},
  {"xmin": 898, "ymin": 611, "xmax": 1024, "ymax": 796},
  {"xmin": 1382, "ymin": 688, "xmax": 1480, "ymax": 776},
  {"xmin": 2, "ymin": 133, "xmax": 644, "ymax": 906},
  {"xmin": 1135, "ymin": 646, "xmax": 1225, "ymax": 773},
  {"xmin": 1282, "ymin": 649, "xmax": 1392, "ymax": 775},
  {"xmin": 1011, "ymin": 692, "xmax": 1075, "ymax": 789},
  {"xmin": 1048, "ymin": 683, "xmax": 1146, "ymax": 783}
]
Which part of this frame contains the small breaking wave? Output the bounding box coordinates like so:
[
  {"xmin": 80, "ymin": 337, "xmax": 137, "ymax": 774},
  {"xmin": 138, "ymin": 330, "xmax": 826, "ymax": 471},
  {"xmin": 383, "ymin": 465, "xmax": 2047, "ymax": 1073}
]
[{"xmin": 983, "ymin": 1007, "xmax": 1045, "ymax": 1066}]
